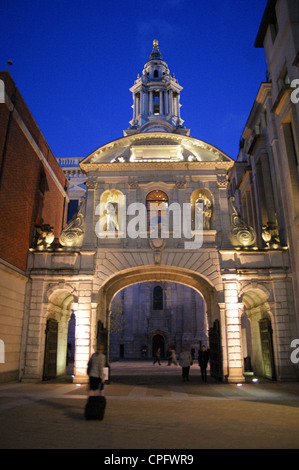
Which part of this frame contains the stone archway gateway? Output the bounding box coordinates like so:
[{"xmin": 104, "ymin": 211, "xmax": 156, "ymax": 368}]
[
  {"xmin": 21, "ymin": 40, "xmax": 298, "ymax": 385},
  {"xmin": 95, "ymin": 264, "xmax": 240, "ymax": 383}
]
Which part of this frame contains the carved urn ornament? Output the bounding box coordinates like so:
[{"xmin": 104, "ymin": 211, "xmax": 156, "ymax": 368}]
[
  {"xmin": 262, "ymin": 221, "xmax": 280, "ymax": 249},
  {"xmin": 36, "ymin": 224, "xmax": 55, "ymax": 250}
]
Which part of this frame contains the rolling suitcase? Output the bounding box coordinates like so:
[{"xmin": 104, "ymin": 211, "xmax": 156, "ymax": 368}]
[{"xmin": 85, "ymin": 395, "xmax": 106, "ymax": 420}]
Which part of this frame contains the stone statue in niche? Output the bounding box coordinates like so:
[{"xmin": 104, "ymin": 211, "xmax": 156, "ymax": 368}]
[
  {"xmin": 194, "ymin": 194, "xmax": 213, "ymax": 230},
  {"xmin": 103, "ymin": 202, "xmax": 118, "ymax": 231}
]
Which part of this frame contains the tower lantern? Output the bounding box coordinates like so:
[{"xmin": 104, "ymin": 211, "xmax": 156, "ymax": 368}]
[{"xmin": 124, "ymin": 40, "xmax": 189, "ymax": 136}]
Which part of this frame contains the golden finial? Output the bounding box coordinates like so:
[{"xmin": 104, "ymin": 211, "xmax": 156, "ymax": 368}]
[{"xmin": 153, "ymin": 39, "xmax": 159, "ymax": 49}]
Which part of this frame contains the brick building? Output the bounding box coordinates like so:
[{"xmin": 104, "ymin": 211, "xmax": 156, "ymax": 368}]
[{"xmin": 0, "ymin": 71, "xmax": 68, "ymax": 382}]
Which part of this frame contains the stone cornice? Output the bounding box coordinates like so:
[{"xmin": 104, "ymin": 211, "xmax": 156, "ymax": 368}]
[
  {"xmin": 80, "ymin": 132, "xmax": 233, "ymax": 168},
  {"xmin": 80, "ymin": 160, "xmax": 234, "ymax": 173}
]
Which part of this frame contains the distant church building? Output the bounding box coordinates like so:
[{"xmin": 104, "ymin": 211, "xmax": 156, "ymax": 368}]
[{"xmin": 4, "ymin": 0, "xmax": 298, "ymax": 385}]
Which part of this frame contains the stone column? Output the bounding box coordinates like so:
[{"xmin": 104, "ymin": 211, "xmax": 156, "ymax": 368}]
[
  {"xmin": 164, "ymin": 90, "xmax": 169, "ymax": 115},
  {"xmin": 22, "ymin": 278, "xmax": 47, "ymax": 382},
  {"xmin": 176, "ymin": 93, "xmax": 180, "ymax": 119},
  {"xmin": 136, "ymin": 93, "xmax": 140, "ymax": 116},
  {"xmin": 56, "ymin": 309, "xmax": 71, "ymax": 376},
  {"xmin": 223, "ymin": 278, "xmax": 244, "ymax": 383},
  {"xmin": 159, "ymin": 90, "xmax": 164, "ymax": 115},
  {"xmin": 133, "ymin": 94, "xmax": 136, "ymax": 120},
  {"xmin": 149, "ymin": 90, "xmax": 154, "ymax": 115},
  {"xmin": 217, "ymin": 174, "xmax": 232, "ymax": 249},
  {"xmin": 169, "ymin": 90, "xmax": 173, "ymax": 115},
  {"xmin": 144, "ymin": 91, "xmax": 149, "ymax": 117},
  {"xmin": 140, "ymin": 90, "xmax": 144, "ymax": 116},
  {"xmin": 72, "ymin": 282, "xmax": 93, "ymax": 383}
]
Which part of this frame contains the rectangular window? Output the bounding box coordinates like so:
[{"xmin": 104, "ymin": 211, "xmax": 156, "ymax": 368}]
[{"xmin": 283, "ymin": 122, "xmax": 299, "ymax": 183}]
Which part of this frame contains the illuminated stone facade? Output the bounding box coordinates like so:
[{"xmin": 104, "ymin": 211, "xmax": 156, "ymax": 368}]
[{"xmin": 21, "ymin": 13, "xmax": 299, "ymax": 385}]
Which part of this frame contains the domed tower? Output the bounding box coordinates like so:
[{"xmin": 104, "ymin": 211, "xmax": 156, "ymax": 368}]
[{"xmin": 124, "ymin": 40, "xmax": 190, "ymax": 136}]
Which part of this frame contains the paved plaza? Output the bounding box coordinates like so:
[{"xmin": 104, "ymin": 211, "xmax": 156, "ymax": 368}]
[{"xmin": 0, "ymin": 361, "xmax": 299, "ymax": 450}]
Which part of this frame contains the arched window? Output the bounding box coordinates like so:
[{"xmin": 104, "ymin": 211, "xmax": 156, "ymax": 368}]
[
  {"xmin": 153, "ymin": 91, "xmax": 160, "ymax": 114},
  {"xmin": 153, "ymin": 286, "xmax": 163, "ymax": 310},
  {"xmin": 146, "ymin": 190, "xmax": 168, "ymax": 231},
  {"xmin": 154, "ymin": 69, "xmax": 159, "ymax": 78}
]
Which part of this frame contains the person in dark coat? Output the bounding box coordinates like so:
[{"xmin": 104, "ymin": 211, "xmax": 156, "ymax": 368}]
[
  {"xmin": 87, "ymin": 344, "xmax": 106, "ymax": 396},
  {"xmin": 153, "ymin": 347, "xmax": 161, "ymax": 365},
  {"xmin": 198, "ymin": 345, "xmax": 210, "ymax": 382}
]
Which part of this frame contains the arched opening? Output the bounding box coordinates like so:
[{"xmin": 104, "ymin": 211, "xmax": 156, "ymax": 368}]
[
  {"xmin": 146, "ymin": 190, "xmax": 168, "ymax": 232},
  {"xmin": 109, "ymin": 281, "xmax": 208, "ymax": 361},
  {"xmin": 96, "ymin": 265, "xmax": 222, "ymax": 379},
  {"xmin": 152, "ymin": 334, "xmax": 165, "ymax": 358},
  {"xmin": 66, "ymin": 312, "xmax": 76, "ymax": 374},
  {"xmin": 153, "ymin": 285, "xmax": 163, "ymax": 310},
  {"xmin": 153, "ymin": 91, "xmax": 160, "ymax": 114},
  {"xmin": 43, "ymin": 289, "xmax": 75, "ymax": 380},
  {"xmin": 98, "ymin": 189, "xmax": 125, "ymax": 234},
  {"xmin": 43, "ymin": 318, "xmax": 58, "ymax": 380},
  {"xmin": 241, "ymin": 287, "xmax": 276, "ymax": 380}
]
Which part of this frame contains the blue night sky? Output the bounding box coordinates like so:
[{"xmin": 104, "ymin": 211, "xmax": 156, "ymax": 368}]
[{"xmin": 1, "ymin": 0, "xmax": 268, "ymax": 161}]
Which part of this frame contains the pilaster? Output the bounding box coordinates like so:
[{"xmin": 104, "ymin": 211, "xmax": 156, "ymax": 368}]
[
  {"xmin": 223, "ymin": 278, "xmax": 244, "ymax": 383},
  {"xmin": 82, "ymin": 181, "xmax": 97, "ymax": 249}
]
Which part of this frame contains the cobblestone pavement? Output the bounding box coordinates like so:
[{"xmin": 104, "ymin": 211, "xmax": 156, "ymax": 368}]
[{"xmin": 1, "ymin": 361, "xmax": 299, "ymax": 450}]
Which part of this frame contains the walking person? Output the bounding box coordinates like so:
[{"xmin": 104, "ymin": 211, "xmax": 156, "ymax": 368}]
[
  {"xmin": 166, "ymin": 347, "xmax": 172, "ymax": 365},
  {"xmin": 190, "ymin": 347, "xmax": 195, "ymax": 362},
  {"xmin": 198, "ymin": 345, "xmax": 210, "ymax": 382},
  {"xmin": 85, "ymin": 344, "xmax": 107, "ymax": 420},
  {"xmin": 153, "ymin": 347, "xmax": 161, "ymax": 365},
  {"xmin": 170, "ymin": 348, "xmax": 178, "ymax": 366},
  {"xmin": 179, "ymin": 347, "xmax": 192, "ymax": 381},
  {"xmin": 87, "ymin": 344, "xmax": 106, "ymax": 396}
]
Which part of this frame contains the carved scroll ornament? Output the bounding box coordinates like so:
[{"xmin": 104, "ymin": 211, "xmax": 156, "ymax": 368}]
[
  {"xmin": 59, "ymin": 199, "xmax": 86, "ymax": 247},
  {"xmin": 228, "ymin": 197, "xmax": 256, "ymax": 248}
]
